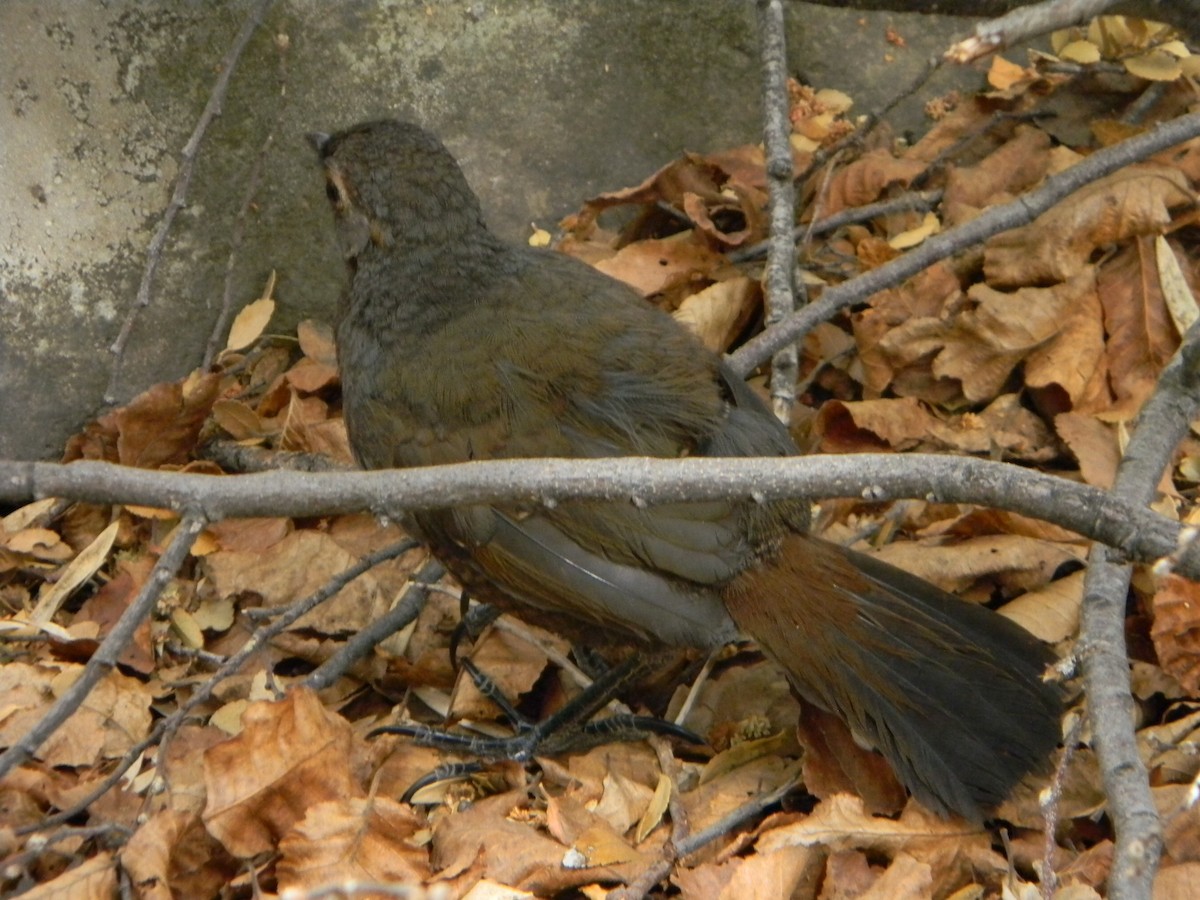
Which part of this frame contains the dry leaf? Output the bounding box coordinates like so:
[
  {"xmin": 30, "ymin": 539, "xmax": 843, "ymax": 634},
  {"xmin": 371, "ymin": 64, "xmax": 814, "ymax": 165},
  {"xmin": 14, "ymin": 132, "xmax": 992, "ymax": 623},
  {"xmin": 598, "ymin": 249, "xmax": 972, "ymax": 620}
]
[
  {"xmin": 1000, "ymin": 570, "xmax": 1084, "ymax": 643},
  {"xmin": 1099, "ymin": 238, "xmax": 1180, "ymax": 410},
  {"xmin": 297, "ymin": 318, "xmax": 337, "ymax": 366},
  {"xmin": 673, "ymin": 277, "xmax": 758, "ymax": 352},
  {"xmin": 987, "ymin": 56, "xmax": 1029, "ymax": 90},
  {"xmin": 635, "ymin": 773, "xmax": 671, "ymax": 844},
  {"xmin": 225, "ymin": 297, "xmax": 276, "ymax": 352},
  {"xmin": 1124, "ymin": 49, "xmax": 1182, "ymax": 81},
  {"xmin": 1151, "ymin": 575, "xmax": 1200, "ymax": 693},
  {"xmin": 202, "ymin": 688, "xmax": 362, "ymax": 858},
  {"xmin": 984, "ymin": 165, "xmax": 1192, "ymax": 287},
  {"xmin": 888, "ymin": 212, "xmax": 940, "ymax": 250},
  {"xmin": 1059, "ymin": 40, "xmax": 1101, "ymax": 63},
  {"xmin": 277, "ymin": 796, "xmax": 429, "ymax": 892},
  {"xmin": 29, "ymin": 521, "xmax": 118, "ymax": 625},
  {"xmin": 16, "ymin": 852, "xmax": 117, "ymax": 899},
  {"xmin": 1156, "ymin": 235, "xmax": 1198, "ymax": 336}
]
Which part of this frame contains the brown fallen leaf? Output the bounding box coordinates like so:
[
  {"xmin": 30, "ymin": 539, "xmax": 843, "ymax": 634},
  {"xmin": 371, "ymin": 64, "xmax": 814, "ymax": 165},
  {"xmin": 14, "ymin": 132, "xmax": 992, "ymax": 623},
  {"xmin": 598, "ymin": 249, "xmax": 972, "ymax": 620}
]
[
  {"xmin": 202, "ymin": 688, "xmax": 363, "ymax": 858},
  {"xmin": 1098, "ymin": 237, "xmax": 1180, "ymax": 413},
  {"xmin": 63, "ymin": 370, "xmax": 222, "ymax": 468},
  {"xmin": 225, "ymin": 296, "xmax": 275, "ymax": 353},
  {"xmin": 121, "ymin": 809, "xmax": 234, "ymax": 900},
  {"xmin": 673, "ymin": 276, "xmax": 759, "ymax": 353},
  {"xmin": 277, "ymin": 796, "xmax": 430, "ymax": 892},
  {"xmin": 984, "ymin": 164, "xmax": 1193, "ymax": 287},
  {"xmin": 202, "ymin": 529, "xmax": 392, "ymax": 635},
  {"xmin": 1151, "ymin": 575, "xmax": 1200, "ymax": 694}
]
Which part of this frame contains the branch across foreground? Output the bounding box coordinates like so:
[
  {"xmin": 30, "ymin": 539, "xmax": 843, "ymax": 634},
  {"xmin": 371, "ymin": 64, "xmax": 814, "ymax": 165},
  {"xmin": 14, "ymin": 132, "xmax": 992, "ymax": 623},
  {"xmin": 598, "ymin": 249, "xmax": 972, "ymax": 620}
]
[{"xmin": 2, "ymin": 454, "xmax": 1196, "ymax": 580}]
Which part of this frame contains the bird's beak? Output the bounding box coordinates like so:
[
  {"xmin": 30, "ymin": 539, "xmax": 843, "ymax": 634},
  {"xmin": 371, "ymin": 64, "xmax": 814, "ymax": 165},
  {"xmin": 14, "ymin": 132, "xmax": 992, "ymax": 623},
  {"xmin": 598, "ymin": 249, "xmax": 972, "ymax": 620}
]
[{"xmin": 306, "ymin": 131, "xmax": 332, "ymax": 155}]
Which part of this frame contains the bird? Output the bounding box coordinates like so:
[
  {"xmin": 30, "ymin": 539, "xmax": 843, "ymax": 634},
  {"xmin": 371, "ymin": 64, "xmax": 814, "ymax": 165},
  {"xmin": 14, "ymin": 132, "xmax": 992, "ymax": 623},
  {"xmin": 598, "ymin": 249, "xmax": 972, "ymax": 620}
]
[{"xmin": 311, "ymin": 118, "xmax": 1062, "ymax": 821}]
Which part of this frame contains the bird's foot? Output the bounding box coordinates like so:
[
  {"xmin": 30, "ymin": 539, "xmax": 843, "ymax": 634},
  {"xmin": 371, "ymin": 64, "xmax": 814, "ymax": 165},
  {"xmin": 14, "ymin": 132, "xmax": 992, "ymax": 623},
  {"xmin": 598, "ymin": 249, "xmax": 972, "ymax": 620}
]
[{"xmin": 371, "ymin": 655, "xmax": 703, "ymax": 803}]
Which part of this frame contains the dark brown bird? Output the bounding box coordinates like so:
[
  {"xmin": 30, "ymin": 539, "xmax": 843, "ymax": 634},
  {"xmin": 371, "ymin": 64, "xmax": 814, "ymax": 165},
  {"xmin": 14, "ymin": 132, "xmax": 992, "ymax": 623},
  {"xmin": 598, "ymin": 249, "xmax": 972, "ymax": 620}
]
[{"xmin": 313, "ymin": 119, "xmax": 1062, "ymax": 820}]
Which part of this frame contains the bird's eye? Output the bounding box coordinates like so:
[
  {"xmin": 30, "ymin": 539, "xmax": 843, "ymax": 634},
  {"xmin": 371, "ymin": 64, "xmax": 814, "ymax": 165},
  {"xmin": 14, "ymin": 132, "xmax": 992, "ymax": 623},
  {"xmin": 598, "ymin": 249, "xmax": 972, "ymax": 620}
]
[{"xmin": 325, "ymin": 182, "xmax": 341, "ymax": 204}]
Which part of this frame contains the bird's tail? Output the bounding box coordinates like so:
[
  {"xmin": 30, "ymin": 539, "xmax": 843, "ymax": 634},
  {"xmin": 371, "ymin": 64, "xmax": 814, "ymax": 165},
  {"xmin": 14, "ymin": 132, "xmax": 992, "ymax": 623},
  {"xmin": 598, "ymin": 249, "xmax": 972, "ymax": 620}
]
[{"xmin": 723, "ymin": 533, "xmax": 1063, "ymax": 820}]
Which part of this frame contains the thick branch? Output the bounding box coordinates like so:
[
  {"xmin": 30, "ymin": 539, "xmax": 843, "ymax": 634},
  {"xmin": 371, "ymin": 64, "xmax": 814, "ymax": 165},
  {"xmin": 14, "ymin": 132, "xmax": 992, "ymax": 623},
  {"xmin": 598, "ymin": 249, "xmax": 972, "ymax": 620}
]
[
  {"xmin": 3, "ymin": 455, "xmax": 1199, "ymax": 579},
  {"xmin": 1078, "ymin": 323, "xmax": 1200, "ymax": 898}
]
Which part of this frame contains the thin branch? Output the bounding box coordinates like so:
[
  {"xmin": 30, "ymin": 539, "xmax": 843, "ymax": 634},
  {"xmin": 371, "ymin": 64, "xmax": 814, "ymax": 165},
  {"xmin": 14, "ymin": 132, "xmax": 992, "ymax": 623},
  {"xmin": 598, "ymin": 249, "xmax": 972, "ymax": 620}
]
[
  {"xmin": 793, "ymin": 55, "xmax": 943, "ymax": 192},
  {"xmin": 201, "ymin": 32, "xmax": 290, "ymax": 370},
  {"xmin": 1079, "ymin": 320, "xmax": 1200, "ymax": 899},
  {"xmin": 947, "ymin": 0, "xmax": 1128, "ymax": 63},
  {"xmin": 21, "ymin": 536, "xmax": 417, "ymax": 835},
  {"xmin": 105, "ymin": 0, "xmax": 276, "ymax": 402},
  {"xmin": 1040, "ymin": 711, "xmax": 1086, "ymax": 899},
  {"xmin": 676, "ymin": 774, "xmax": 800, "ymax": 857},
  {"xmin": 755, "ymin": 0, "xmax": 801, "ymax": 423},
  {"xmin": 728, "ymin": 190, "xmax": 944, "ymax": 264},
  {"xmin": 728, "ymin": 108, "xmax": 1200, "ymax": 377},
  {"xmin": 2, "ymin": 455, "xmax": 1198, "ymax": 579},
  {"xmin": 302, "ymin": 557, "xmax": 444, "ymax": 692},
  {"xmin": 0, "ymin": 515, "xmax": 206, "ymax": 782}
]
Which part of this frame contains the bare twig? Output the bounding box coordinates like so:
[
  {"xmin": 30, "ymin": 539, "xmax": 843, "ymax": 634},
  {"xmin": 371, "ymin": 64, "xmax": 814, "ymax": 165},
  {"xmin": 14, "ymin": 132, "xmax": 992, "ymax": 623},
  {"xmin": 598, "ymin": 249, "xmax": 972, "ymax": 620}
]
[
  {"xmin": 676, "ymin": 773, "xmax": 800, "ymax": 857},
  {"xmin": 302, "ymin": 557, "xmax": 444, "ymax": 691},
  {"xmin": 754, "ymin": 0, "xmax": 801, "ymax": 423},
  {"xmin": 729, "ymin": 190, "xmax": 944, "ymax": 264},
  {"xmin": 0, "ymin": 515, "xmax": 206, "ymax": 782},
  {"xmin": 1079, "ymin": 321, "xmax": 1200, "ymax": 899},
  {"xmin": 105, "ymin": 0, "xmax": 276, "ymax": 402},
  {"xmin": 612, "ymin": 737, "xmax": 689, "ymax": 900},
  {"xmin": 947, "ymin": 0, "xmax": 1126, "ymax": 63},
  {"xmin": 3, "ymin": 455, "xmax": 1199, "ymax": 580},
  {"xmin": 1040, "ymin": 711, "xmax": 1086, "ymax": 899},
  {"xmin": 729, "ymin": 109, "xmax": 1200, "ymax": 376},
  {"xmin": 202, "ymin": 32, "xmax": 290, "ymax": 369}
]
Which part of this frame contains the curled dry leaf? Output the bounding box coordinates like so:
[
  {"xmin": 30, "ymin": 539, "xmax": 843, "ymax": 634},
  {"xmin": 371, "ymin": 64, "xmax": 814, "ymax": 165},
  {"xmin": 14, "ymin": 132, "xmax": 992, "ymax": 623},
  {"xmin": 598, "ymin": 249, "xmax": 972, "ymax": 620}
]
[
  {"xmin": 1098, "ymin": 238, "xmax": 1180, "ymax": 411},
  {"xmin": 121, "ymin": 809, "xmax": 234, "ymax": 900},
  {"xmin": 1155, "ymin": 235, "xmax": 1199, "ymax": 336},
  {"xmin": 28, "ymin": 525, "xmax": 119, "ymax": 628},
  {"xmin": 635, "ymin": 773, "xmax": 671, "ymax": 844},
  {"xmin": 1056, "ymin": 413, "xmax": 1120, "ymax": 489},
  {"xmin": 296, "ymin": 318, "xmax": 338, "ymax": 367},
  {"xmin": 998, "ymin": 569, "xmax": 1084, "ymax": 644},
  {"xmin": 823, "ymin": 150, "xmax": 926, "ymax": 215}
]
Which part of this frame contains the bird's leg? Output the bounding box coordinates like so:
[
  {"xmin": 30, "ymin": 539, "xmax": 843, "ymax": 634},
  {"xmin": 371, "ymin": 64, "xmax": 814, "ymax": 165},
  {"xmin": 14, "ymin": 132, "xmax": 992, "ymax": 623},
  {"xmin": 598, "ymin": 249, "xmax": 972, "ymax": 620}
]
[
  {"xmin": 447, "ymin": 593, "xmax": 502, "ymax": 669},
  {"xmin": 371, "ymin": 653, "xmax": 703, "ymax": 802}
]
